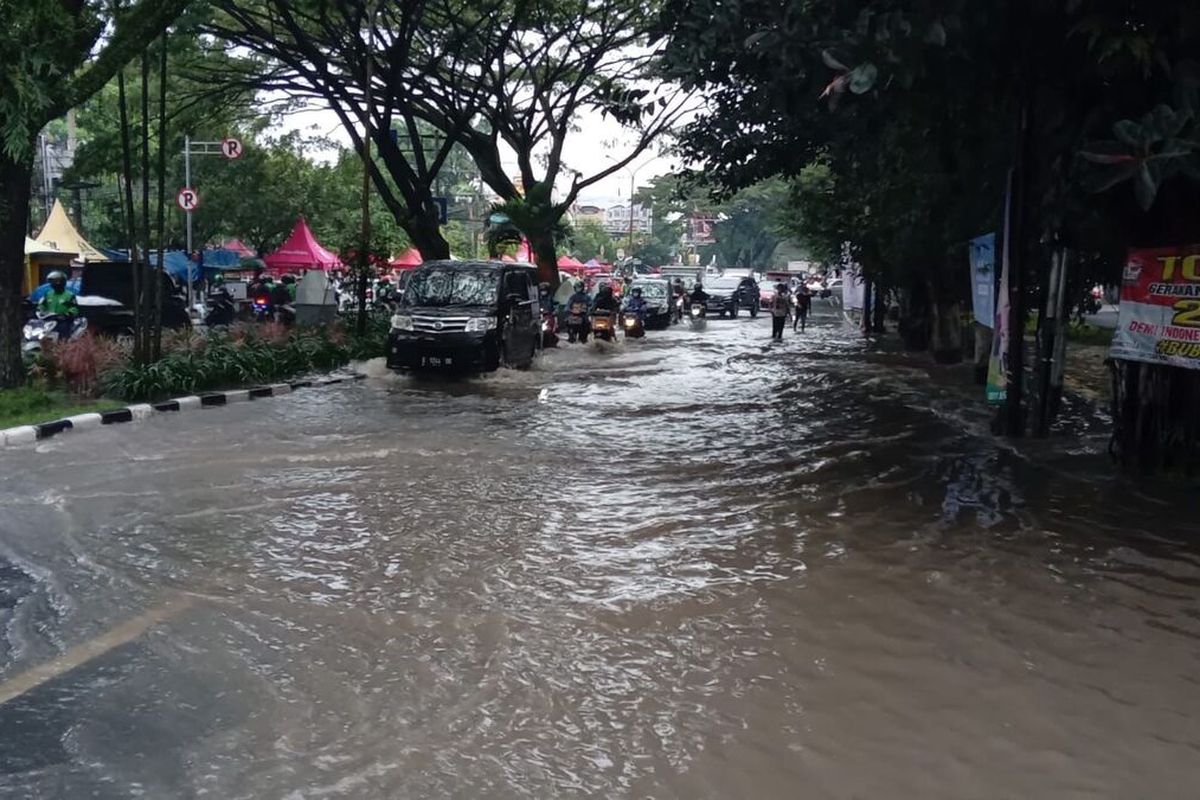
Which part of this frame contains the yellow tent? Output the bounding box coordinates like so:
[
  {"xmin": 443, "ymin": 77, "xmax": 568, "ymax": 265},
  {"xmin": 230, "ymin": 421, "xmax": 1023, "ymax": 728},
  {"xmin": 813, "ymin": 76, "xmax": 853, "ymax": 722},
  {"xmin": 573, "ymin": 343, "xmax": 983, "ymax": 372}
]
[
  {"xmin": 23, "ymin": 235, "xmax": 77, "ymax": 295},
  {"xmin": 35, "ymin": 199, "xmax": 107, "ymax": 263}
]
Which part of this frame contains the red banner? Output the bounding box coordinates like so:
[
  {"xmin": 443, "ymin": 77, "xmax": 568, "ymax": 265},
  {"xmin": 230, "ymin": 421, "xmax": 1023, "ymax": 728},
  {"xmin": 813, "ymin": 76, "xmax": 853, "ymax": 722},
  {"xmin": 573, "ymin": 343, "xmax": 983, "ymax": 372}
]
[{"xmin": 1111, "ymin": 246, "xmax": 1200, "ymax": 367}]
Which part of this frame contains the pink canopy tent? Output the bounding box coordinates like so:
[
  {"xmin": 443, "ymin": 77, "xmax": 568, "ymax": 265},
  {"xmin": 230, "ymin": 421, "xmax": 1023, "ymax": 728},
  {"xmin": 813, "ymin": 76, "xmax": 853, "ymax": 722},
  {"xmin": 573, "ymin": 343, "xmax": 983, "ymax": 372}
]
[
  {"xmin": 264, "ymin": 217, "xmax": 342, "ymax": 274},
  {"xmin": 389, "ymin": 248, "xmax": 423, "ymax": 270},
  {"xmin": 218, "ymin": 238, "xmax": 256, "ymax": 258},
  {"xmin": 500, "ymin": 254, "xmax": 517, "ymax": 262}
]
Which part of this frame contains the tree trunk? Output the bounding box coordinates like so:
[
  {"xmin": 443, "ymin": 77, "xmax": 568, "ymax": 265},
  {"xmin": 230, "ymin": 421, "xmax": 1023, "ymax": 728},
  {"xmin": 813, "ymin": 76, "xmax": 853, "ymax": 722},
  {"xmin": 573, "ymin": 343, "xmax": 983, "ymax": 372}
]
[
  {"xmin": 527, "ymin": 228, "xmax": 559, "ymax": 289},
  {"xmin": 0, "ymin": 153, "xmax": 33, "ymax": 389},
  {"xmin": 861, "ymin": 278, "xmax": 872, "ymax": 335},
  {"xmin": 897, "ymin": 283, "xmax": 932, "ymax": 351},
  {"xmin": 929, "ymin": 300, "xmax": 964, "ymax": 364},
  {"xmin": 1032, "ymin": 247, "xmax": 1069, "ymax": 437},
  {"xmin": 872, "ymin": 287, "xmax": 887, "ymax": 333},
  {"xmin": 1111, "ymin": 359, "xmax": 1200, "ymax": 476},
  {"xmin": 407, "ymin": 206, "xmax": 450, "ymax": 261}
]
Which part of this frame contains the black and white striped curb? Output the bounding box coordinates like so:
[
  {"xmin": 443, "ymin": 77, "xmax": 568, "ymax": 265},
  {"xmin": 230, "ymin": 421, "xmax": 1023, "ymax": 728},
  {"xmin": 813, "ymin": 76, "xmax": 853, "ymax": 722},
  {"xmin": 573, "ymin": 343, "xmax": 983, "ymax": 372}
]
[{"xmin": 0, "ymin": 373, "xmax": 367, "ymax": 448}]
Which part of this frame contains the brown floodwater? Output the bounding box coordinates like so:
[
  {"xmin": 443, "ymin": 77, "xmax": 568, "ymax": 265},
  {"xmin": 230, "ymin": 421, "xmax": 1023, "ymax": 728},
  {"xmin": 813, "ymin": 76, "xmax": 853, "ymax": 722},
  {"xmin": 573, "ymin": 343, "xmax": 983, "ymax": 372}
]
[{"xmin": 0, "ymin": 309, "xmax": 1197, "ymax": 798}]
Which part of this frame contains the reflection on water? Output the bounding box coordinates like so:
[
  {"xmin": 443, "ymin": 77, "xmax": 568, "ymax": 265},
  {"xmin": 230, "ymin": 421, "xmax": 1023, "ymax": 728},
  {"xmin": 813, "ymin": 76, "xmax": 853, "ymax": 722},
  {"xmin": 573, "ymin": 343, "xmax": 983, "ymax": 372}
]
[{"xmin": 0, "ymin": 311, "xmax": 1198, "ymax": 798}]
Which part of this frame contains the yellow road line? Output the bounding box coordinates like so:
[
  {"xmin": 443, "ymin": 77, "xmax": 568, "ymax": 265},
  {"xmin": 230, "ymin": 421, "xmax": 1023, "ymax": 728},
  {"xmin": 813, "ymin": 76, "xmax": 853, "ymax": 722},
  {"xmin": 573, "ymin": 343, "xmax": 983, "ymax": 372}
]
[{"xmin": 0, "ymin": 594, "xmax": 193, "ymax": 707}]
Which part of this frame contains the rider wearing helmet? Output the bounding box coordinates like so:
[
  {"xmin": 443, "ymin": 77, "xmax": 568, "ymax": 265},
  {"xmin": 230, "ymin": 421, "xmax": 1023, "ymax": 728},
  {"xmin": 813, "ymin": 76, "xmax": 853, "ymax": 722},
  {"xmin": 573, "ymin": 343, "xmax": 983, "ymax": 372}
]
[
  {"xmin": 537, "ymin": 281, "xmax": 554, "ymax": 315},
  {"xmin": 38, "ymin": 271, "xmax": 80, "ymax": 340},
  {"xmin": 624, "ymin": 285, "xmax": 648, "ymax": 318},
  {"xmin": 566, "ymin": 280, "xmax": 590, "ymax": 311},
  {"xmin": 591, "ymin": 282, "xmax": 620, "ymax": 314},
  {"xmin": 689, "ymin": 281, "xmax": 709, "ymax": 305}
]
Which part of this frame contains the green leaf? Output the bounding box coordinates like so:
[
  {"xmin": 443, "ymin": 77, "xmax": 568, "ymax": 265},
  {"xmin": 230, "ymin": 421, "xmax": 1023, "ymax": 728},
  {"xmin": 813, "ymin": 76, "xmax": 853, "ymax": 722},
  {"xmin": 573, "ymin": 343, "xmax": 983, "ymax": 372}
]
[
  {"xmin": 925, "ymin": 21, "xmax": 947, "ymax": 47},
  {"xmin": 1134, "ymin": 162, "xmax": 1158, "ymax": 210},
  {"xmin": 821, "ymin": 50, "xmax": 848, "ymax": 72},
  {"xmin": 1112, "ymin": 119, "xmax": 1144, "ymax": 149},
  {"xmin": 848, "ymin": 63, "xmax": 878, "ymax": 95}
]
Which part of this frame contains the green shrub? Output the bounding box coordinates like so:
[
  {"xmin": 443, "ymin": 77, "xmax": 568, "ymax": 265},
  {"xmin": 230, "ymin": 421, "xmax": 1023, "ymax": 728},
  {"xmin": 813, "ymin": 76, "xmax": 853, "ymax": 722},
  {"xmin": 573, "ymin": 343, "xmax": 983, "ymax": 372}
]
[{"xmin": 101, "ymin": 327, "xmax": 355, "ymax": 401}]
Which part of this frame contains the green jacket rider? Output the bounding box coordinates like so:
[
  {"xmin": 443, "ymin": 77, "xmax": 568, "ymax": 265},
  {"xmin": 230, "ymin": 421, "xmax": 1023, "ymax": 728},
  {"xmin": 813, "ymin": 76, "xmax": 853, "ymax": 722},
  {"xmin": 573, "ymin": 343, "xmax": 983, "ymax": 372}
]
[{"xmin": 38, "ymin": 271, "xmax": 79, "ymax": 317}]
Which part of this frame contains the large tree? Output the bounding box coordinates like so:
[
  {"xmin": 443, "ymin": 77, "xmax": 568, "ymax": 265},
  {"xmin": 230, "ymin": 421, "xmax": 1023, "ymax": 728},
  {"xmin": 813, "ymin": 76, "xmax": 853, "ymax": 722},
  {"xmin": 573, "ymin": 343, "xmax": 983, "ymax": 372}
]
[
  {"xmin": 209, "ymin": 0, "xmax": 690, "ymax": 286},
  {"xmin": 0, "ymin": 0, "xmax": 190, "ymax": 388}
]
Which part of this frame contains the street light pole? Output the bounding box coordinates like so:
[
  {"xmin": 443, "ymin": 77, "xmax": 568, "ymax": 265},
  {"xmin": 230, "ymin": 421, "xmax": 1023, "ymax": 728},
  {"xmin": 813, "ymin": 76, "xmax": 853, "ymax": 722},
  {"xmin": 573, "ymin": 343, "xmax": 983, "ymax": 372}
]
[{"xmin": 628, "ymin": 172, "xmax": 635, "ymax": 255}]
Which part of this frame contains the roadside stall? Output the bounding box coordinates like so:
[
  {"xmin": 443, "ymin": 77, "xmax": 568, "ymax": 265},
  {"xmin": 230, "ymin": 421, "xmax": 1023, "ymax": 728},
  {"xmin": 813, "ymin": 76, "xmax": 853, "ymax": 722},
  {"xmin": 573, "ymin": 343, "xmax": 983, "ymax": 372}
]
[{"xmin": 264, "ymin": 217, "xmax": 343, "ymax": 275}]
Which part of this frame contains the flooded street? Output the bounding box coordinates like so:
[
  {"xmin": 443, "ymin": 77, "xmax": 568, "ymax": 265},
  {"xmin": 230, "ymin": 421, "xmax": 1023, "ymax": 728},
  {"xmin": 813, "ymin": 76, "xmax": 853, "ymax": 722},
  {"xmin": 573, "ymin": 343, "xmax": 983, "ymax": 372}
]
[{"xmin": 0, "ymin": 310, "xmax": 1198, "ymax": 798}]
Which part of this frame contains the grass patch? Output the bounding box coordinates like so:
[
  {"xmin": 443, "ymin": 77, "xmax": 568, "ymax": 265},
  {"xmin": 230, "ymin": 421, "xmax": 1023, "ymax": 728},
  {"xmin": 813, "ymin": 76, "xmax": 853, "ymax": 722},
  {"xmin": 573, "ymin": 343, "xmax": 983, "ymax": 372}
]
[
  {"xmin": 1024, "ymin": 313, "xmax": 1114, "ymax": 346},
  {"xmin": 0, "ymin": 387, "xmax": 115, "ymax": 429},
  {"xmin": 1065, "ymin": 322, "xmax": 1115, "ymax": 346}
]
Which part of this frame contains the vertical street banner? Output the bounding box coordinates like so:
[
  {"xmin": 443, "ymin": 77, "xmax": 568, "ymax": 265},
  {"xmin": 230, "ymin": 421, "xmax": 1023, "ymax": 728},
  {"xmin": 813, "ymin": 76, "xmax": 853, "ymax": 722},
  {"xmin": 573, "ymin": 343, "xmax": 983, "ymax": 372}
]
[
  {"xmin": 969, "ymin": 234, "xmax": 996, "ymax": 328},
  {"xmin": 1110, "ymin": 246, "xmax": 1200, "ymax": 368},
  {"xmin": 986, "ymin": 172, "xmax": 1014, "ymax": 405}
]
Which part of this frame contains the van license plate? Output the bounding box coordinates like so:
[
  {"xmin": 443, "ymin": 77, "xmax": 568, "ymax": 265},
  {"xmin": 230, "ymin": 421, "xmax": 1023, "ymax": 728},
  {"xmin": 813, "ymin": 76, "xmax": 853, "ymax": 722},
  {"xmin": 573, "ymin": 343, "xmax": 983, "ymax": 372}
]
[{"xmin": 422, "ymin": 356, "xmax": 452, "ymax": 367}]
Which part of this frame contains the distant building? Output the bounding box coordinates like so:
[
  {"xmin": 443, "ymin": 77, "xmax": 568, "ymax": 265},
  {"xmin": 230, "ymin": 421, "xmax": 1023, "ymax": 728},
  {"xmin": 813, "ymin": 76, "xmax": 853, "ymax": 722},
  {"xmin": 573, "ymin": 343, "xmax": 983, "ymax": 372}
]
[
  {"xmin": 682, "ymin": 212, "xmax": 717, "ymax": 248},
  {"xmin": 572, "ymin": 204, "xmax": 607, "ymax": 228},
  {"xmin": 603, "ymin": 204, "xmax": 652, "ymax": 236}
]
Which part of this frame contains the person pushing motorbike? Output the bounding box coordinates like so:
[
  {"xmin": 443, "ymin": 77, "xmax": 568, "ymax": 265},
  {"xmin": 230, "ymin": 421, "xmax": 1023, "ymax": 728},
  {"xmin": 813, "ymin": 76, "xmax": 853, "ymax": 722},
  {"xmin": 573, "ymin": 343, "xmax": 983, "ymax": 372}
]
[{"xmin": 38, "ymin": 271, "xmax": 80, "ymax": 340}]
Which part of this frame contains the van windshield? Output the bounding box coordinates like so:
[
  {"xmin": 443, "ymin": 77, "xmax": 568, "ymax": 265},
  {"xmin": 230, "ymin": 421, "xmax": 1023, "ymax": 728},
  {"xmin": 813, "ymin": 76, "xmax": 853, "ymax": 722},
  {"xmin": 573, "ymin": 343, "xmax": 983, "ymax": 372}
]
[{"xmin": 403, "ymin": 268, "xmax": 498, "ymax": 307}]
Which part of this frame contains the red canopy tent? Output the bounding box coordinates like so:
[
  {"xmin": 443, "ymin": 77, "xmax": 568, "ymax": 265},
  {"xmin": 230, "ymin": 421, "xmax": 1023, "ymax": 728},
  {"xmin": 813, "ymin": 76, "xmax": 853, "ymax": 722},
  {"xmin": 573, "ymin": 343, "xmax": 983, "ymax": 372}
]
[
  {"xmin": 389, "ymin": 248, "xmax": 423, "ymax": 270},
  {"xmin": 264, "ymin": 217, "xmax": 342, "ymax": 274},
  {"xmin": 218, "ymin": 238, "xmax": 256, "ymax": 259},
  {"xmin": 557, "ymin": 254, "xmax": 586, "ymax": 274}
]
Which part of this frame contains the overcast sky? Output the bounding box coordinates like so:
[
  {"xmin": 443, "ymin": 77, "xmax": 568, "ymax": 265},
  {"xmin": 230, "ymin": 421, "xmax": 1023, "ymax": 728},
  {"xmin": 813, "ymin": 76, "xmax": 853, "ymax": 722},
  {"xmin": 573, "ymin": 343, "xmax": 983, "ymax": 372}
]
[{"xmin": 273, "ymin": 103, "xmax": 680, "ymax": 207}]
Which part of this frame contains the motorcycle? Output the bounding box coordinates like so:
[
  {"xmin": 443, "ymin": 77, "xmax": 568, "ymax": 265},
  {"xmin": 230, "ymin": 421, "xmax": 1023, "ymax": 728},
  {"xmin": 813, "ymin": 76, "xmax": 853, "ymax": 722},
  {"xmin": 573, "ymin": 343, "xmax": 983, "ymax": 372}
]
[
  {"xmin": 22, "ymin": 313, "xmax": 88, "ymax": 359},
  {"xmin": 541, "ymin": 308, "xmax": 559, "ymax": 348},
  {"xmin": 688, "ymin": 303, "xmax": 707, "ymax": 330},
  {"xmin": 251, "ymin": 293, "xmax": 274, "ymax": 322},
  {"xmin": 204, "ymin": 292, "xmax": 236, "ymax": 328},
  {"xmin": 566, "ymin": 300, "xmax": 589, "ymax": 343},
  {"xmin": 673, "ymin": 293, "xmax": 686, "ymax": 324},
  {"xmin": 591, "ymin": 309, "xmax": 617, "ymax": 342},
  {"xmin": 621, "ymin": 309, "xmax": 646, "ymax": 339}
]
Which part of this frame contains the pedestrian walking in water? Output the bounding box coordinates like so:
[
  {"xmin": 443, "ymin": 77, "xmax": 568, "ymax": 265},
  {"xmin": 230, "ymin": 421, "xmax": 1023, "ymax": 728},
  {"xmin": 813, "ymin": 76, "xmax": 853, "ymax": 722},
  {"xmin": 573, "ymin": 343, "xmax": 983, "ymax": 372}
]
[
  {"xmin": 793, "ymin": 283, "xmax": 811, "ymax": 332},
  {"xmin": 770, "ymin": 282, "xmax": 791, "ymax": 340}
]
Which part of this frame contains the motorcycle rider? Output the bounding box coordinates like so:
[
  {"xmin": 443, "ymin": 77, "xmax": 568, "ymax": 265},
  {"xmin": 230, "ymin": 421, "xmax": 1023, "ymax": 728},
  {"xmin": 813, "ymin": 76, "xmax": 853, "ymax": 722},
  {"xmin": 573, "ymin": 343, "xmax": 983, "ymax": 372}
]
[
  {"xmin": 283, "ymin": 274, "xmax": 299, "ymax": 302},
  {"xmin": 624, "ymin": 286, "xmax": 648, "ymax": 319},
  {"xmin": 538, "ymin": 281, "xmax": 555, "ymax": 315},
  {"xmin": 671, "ymin": 277, "xmax": 687, "ymax": 322},
  {"xmin": 592, "ymin": 283, "xmax": 620, "ymax": 314},
  {"xmin": 248, "ymin": 268, "xmax": 271, "ymax": 298},
  {"xmin": 689, "ymin": 281, "xmax": 709, "ymax": 316},
  {"xmin": 37, "ymin": 271, "xmax": 80, "ymax": 340},
  {"xmin": 205, "ymin": 273, "xmax": 235, "ymax": 326},
  {"xmin": 565, "ymin": 280, "xmax": 591, "ymax": 343}
]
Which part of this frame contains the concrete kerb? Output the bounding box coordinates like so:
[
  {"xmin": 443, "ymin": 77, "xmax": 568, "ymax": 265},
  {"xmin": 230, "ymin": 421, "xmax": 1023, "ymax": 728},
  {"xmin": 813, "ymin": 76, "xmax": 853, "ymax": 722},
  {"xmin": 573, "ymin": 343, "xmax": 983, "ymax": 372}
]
[{"xmin": 0, "ymin": 370, "xmax": 366, "ymax": 449}]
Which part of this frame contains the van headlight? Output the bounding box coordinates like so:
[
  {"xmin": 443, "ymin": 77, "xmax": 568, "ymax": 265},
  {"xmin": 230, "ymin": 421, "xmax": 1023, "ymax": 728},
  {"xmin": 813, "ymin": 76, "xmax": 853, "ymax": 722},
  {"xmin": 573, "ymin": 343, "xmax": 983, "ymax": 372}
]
[
  {"xmin": 465, "ymin": 317, "xmax": 497, "ymax": 332},
  {"xmin": 390, "ymin": 314, "xmax": 413, "ymax": 331}
]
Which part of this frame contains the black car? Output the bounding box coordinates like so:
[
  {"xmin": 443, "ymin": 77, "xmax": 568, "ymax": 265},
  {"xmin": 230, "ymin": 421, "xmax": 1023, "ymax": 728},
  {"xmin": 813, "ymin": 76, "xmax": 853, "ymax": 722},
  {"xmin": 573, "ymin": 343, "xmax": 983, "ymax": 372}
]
[
  {"xmin": 735, "ymin": 277, "xmax": 761, "ymax": 316},
  {"xmin": 703, "ymin": 276, "xmax": 754, "ymax": 318},
  {"xmin": 76, "ymin": 261, "xmax": 190, "ymax": 335},
  {"xmin": 626, "ymin": 279, "xmax": 673, "ymax": 329},
  {"xmin": 386, "ymin": 260, "xmax": 541, "ymax": 372}
]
